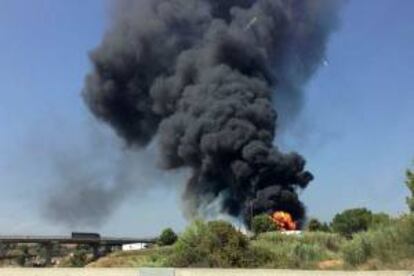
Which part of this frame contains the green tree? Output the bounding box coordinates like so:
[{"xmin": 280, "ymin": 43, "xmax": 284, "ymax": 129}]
[
  {"xmin": 331, "ymin": 208, "xmax": 373, "ymax": 237},
  {"xmin": 307, "ymin": 218, "xmax": 330, "ymax": 232},
  {"xmin": 406, "ymin": 167, "xmax": 414, "ymax": 212},
  {"xmin": 158, "ymin": 228, "xmax": 178, "ymax": 246},
  {"xmin": 251, "ymin": 214, "xmax": 275, "ymax": 235},
  {"xmin": 370, "ymin": 212, "xmax": 392, "ymax": 229}
]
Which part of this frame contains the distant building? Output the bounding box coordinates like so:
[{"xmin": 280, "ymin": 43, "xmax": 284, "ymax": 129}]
[{"xmin": 122, "ymin": 243, "xmax": 148, "ymax": 251}]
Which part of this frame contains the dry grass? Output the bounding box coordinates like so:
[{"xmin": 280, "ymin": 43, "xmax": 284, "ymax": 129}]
[
  {"xmin": 88, "ymin": 247, "xmax": 172, "ymax": 268},
  {"xmin": 356, "ymin": 258, "xmax": 414, "ymax": 271},
  {"xmin": 251, "ymin": 231, "xmax": 345, "ymax": 269},
  {"xmin": 317, "ymin": 260, "xmax": 344, "ymax": 270}
]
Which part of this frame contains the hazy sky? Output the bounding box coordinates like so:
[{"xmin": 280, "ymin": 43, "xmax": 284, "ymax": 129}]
[{"xmin": 0, "ymin": 0, "xmax": 413, "ymax": 236}]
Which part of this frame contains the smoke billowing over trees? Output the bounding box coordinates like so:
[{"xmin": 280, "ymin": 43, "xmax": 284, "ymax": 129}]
[{"xmin": 80, "ymin": 0, "xmax": 343, "ymax": 227}]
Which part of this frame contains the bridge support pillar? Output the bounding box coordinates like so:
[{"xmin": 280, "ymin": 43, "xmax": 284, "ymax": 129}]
[
  {"xmin": 91, "ymin": 244, "xmax": 100, "ymax": 261},
  {"xmin": 44, "ymin": 242, "xmax": 53, "ymax": 267},
  {"xmin": 102, "ymin": 245, "xmax": 111, "ymax": 256}
]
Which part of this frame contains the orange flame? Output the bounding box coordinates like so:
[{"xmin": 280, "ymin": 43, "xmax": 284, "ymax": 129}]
[{"xmin": 271, "ymin": 211, "xmax": 297, "ymax": 231}]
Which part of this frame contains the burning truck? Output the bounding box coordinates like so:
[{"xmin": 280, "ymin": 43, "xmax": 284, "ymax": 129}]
[
  {"xmin": 272, "ymin": 211, "xmax": 302, "ymax": 235},
  {"xmin": 272, "ymin": 211, "xmax": 297, "ymax": 231}
]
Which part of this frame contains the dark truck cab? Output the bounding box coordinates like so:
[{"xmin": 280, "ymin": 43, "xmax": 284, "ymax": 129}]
[{"xmin": 71, "ymin": 232, "xmax": 101, "ymax": 240}]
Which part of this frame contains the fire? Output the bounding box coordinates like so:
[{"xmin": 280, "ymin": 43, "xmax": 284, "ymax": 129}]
[{"xmin": 271, "ymin": 211, "xmax": 297, "ymax": 231}]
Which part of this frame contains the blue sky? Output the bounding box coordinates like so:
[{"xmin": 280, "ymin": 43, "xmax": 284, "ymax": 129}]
[{"xmin": 0, "ymin": 0, "xmax": 413, "ymax": 236}]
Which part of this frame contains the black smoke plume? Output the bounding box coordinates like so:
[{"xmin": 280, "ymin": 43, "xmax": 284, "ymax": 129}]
[{"xmin": 83, "ymin": 0, "xmax": 342, "ymax": 226}]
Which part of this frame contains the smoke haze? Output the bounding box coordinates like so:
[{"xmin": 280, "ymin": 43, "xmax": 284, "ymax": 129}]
[
  {"xmin": 54, "ymin": 0, "xmax": 343, "ymax": 227},
  {"xmin": 43, "ymin": 124, "xmax": 189, "ymax": 228}
]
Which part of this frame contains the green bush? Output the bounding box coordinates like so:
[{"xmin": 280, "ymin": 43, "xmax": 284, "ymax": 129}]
[
  {"xmin": 252, "ymin": 231, "xmax": 344, "ymax": 269},
  {"xmin": 307, "ymin": 218, "xmax": 331, "ymax": 232},
  {"xmin": 342, "ymin": 233, "xmax": 373, "ymax": 266},
  {"xmin": 161, "ymin": 215, "xmax": 414, "ymax": 269},
  {"xmin": 301, "ymin": 232, "xmax": 345, "ymax": 252},
  {"xmin": 251, "ymin": 214, "xmax": 275, "ymax": 235},
  {"xmin": 331, "ymin": 208, "xmax": 373, "ymax": 237},
  {"xmin": 158, "ymin": 228, "xmax": 178, "ymax": 246},
  {"xmin": 392, "ymin": 214, "xmax": 414, "ymax": 256},
  {"xmin": 307, "ymin": 218, "xmax": 322, "ymax": 231},
  {"xmin": 370, "ymin": 213, "xmax": 392, "ymax": 230},
  {"xmin": 251, "ymin": 233, "xmax": 298, "ymax": 268},
  {"xmin": 16, "ymin": 245, "xmax": 30, "ymax": 267},
  {"xmin": 335, "ymin": 166, "xmax": 414, "ymax": 268},
  {"xmin": 291, "ymin": 243, "xmax": 326, "ymax": 268},
  {"xmin": 167, "ymin": 220, "xmax": 210, "ymax": 267},
  {"xmin": 167, "ymin": 220, "xmax": 269, "ymax": 268},
  {"xmin": 144, "ymin": 247, "xmax": 173, "ymax": 267},
  {"xmin": 69, "ymin": 245, "xmax": 90, "ymax": 267},
  {"xmin": 342, "ymin": 214, "xmax": 414, "ymax": 267},
  {"xmin": 241, "ymin": 245, "xmax": 273, "ymax": 268}
]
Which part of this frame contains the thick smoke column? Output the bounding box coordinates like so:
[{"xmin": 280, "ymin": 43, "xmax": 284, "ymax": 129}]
[{"xmin": 84, "ymin": 0, "xmax": 342, "ymax": 226}]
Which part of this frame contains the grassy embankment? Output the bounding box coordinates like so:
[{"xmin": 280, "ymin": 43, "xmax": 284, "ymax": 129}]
[
  {"xmin": 88, "ymin": 247, "xmax": 172, "ymax": 268},
  {"xmin": 89, "ymin": 215, "xmax": 414, "ymax": 270}
]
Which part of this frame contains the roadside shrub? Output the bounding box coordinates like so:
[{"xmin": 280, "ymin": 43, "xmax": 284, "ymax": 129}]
[
  {"xmin": 291, "ymin": 243, "xmax": 327, "ymax": 268},
  {"xmin": 68, "ymin": 246, "xmax": 90, "ymax": 267},
  {"xmin": 158, "ymin": 228, "xmax": 178, "ymax": 246},
  {"xmin": 257, "ymin": 231, "xmax": 344, "ymax": 253},
  {"xmin": 203, "ymin": 220, "xmax": 249, "ymax": 267},
  {"xmin": 167, "ymin": 220, "xmax": 266, "ymax": 268},
  {"xmin": 342, "ymin": 214, "xmax": 414, "ymax": 267},
  {"xmin": 369, "ymin": 213, "xmax": 392, "ymax": 230},
  {"xmin": 342, "ymin": 233, "xmax": 373, "ymax": 266},
  {"xmin": 167, "ymin": 220, "xmax": 209, "ymax": 267},
  {"xmin": 252, "ymin": 231, "xmax": 343, "ymax": 269},
  {"xmin": 398, "ymin": 214, "xmax": 414, "ymax": 252},
  {"xmin": 144, "ymin": 247, "xmax": 172, "ymax": 267},
  {"xmin": 307, "ymin": 218, "xmax": 331, "ymax": 232},
  {"xmin": 251, "ymin": 234, "xmax": 298, "ymax": 268},
  {"xmin": 251, "ymin": 214, "xmax": 275, "ymax": 235},
  {"xmin": 301, "ymin": 232, "xmax": 345, "ymax": 252},
  {"xmin": 16, "ymin": 245, "xmax": 30, "ymax": 267},
  {"xmin": 331, "ymin": 208, "xmax": 373, "ymax": 237},
  {"xmin": 241, "ymin": 245, "xmax": 273, "ymax": 268}
]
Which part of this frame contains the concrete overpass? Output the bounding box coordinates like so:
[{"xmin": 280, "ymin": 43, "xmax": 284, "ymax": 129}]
[
  {"xmin": 0, "ymin": 235, "xmax": 156, "ymax": 246},
  {"xmin": 0, "ymin": 234, "xmax": 157, "ymax": 265}
]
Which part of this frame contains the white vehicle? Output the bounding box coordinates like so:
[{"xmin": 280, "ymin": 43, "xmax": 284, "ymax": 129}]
[{"xmin": 122, "ymin": 242, "xmax": 148, "ymax": 251}]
